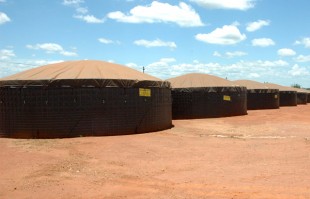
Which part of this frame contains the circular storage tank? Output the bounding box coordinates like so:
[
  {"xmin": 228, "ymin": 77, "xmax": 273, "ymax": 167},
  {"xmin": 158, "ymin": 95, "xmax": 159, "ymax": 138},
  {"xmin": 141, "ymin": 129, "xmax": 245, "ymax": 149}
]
[
  {"xmin": 264, "ymin": 83, "xmax": 297, "ymax": 106},
  {"xmin": 233, "ymin": 80, "xmax": 279, "ymax": 110},
  {"xmin": 167, "ymin": 73, "xmax": 247, "ymax": 119},
  {"xmin": 291, "ymin": 88, "xmax": 308, "ymax": 104},
  {"xmin": 0, "ymin": 60, "xmax": 172, "ymax": 138}
]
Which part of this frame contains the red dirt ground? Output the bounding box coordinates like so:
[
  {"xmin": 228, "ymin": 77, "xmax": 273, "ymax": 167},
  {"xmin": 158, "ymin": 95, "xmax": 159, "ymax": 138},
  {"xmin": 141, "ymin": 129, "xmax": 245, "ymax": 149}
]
[{"xmin": 1, "ymin": 105, "xmax": 310, "ymax": 199}]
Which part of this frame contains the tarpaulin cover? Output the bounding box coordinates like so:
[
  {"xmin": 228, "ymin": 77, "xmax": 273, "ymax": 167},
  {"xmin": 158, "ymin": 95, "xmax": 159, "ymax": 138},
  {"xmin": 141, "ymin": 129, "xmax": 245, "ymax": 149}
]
[
  {"xmin": 264, "ymin": 83, "xmax": 307, "ymax": 105},
  {"xmin": 290, "ymin": 88, "xmax": 308, "ymax": 104},
  {"xmin": 0, "ymin": 87, "xmax": 172, "ymax": 138},
  {"xmin": 234, "ymin": 80, "xmax": 275, "ymax": 92},
  {"xmin": 0, "ymin": 60, "xmax": 172, "ymax": 138},
  {"xmin": 167, "ymin": 74, "xmax": 247, "ymax": 119},
  {"xmin": 0, "ymin": 60, "xmax": 170, "ymax": 88},
  {"xmin": 167, "ymin": 73, "xmax": 235, "ymax": 89},
  {"xmin": 264, "ymin": 83, "xmax": 297, "ymax": 92},
  {"xmin": 233, "ymin": 80, "xmax": 279, "ymax": 110}
]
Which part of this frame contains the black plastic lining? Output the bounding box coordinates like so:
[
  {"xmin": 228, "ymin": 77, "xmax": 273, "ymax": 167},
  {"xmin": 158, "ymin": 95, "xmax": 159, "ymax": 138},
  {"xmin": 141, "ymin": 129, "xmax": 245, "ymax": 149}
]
[
  {"xmin": 0, "ymin": 79, "xmax": 171, "ymax": 88},
  {"xmin": 279, "ymin": 91, "xmax": 297, "ymax": 106},
  {"xmin": 171, "ymin": 87, "xmax": 247, "ymax": 119},
  {"xmin": 247, "ymin": 89, "xmax": 279, "ymax": 110},
  {"xmin": 0, "ymin": 87, "xmax": 172, "ymax": 138},
  {"xmin": 297, "ymin": 93, "xmax": 308, "ymax": 104}
]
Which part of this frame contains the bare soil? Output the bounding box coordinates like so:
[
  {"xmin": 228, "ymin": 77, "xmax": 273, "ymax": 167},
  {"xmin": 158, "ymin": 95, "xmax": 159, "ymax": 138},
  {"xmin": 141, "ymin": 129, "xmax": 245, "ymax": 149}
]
[{"xmin": 1, "ymin": 105, "xmax": 310, "ymax": 199}]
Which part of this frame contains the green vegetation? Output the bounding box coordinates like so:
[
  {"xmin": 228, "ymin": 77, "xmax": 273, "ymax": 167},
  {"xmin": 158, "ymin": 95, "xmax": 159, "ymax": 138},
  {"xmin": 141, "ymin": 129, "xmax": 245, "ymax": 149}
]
[{"xmin": 291, "ymin": 83, "xmax": 301, "ymax": 88}]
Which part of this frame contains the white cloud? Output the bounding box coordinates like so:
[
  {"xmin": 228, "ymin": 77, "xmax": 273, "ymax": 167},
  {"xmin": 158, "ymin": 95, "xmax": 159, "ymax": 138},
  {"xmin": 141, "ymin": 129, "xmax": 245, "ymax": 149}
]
[
  {"xmin": 76, "ymin": 7, "xmax": 88, "ymax": 14},
  {"xmin": 231, "ymin": 21, "xmax": 241, "ymax": 26},
  {"xmin": 0, "ymin": 59, "xmax": 64, "ymax": 78},
  {"xmin": 190, "ymin": 0, "xmax": 255, "ymax": 10},
  {"xmin": 251, "ymin": 38, "xmax": 275, "ymax": 47},
  {"xmin": 288, "ymin": 64, "xmax": 309, "ymax": 76},
  {"xmin": 160, "ymin": 58, "xmax": 177, "ymax": 63},
  {"xmin": 98, "ymin": 38, "xmax": 113, "ymax": 44},
  {"xmin": 63, "ymin": 0, "xmax": 84, "ymax": 6},
  {"xmin": 294, "ymin": 55, "xmax": 310, "ymax": 62},
  {"xmin": 98, "ymin": 38, "xmax": 120, "ymax": 45},
  {"xmin": 192, "ymin": 60, "xmax": 199, "ymax": 64},
  {"xmin": 26, "ymin": 43, "xmax": 78, "ymax": 57},
  {"xmin": 27, "ymin": 43, "xmax": 63, "ymax": 52},
  {"xmin": 61, "ymin": 51, "xmax": 77, "ymax": 56},
  {"xmin": 134, "ymin": 39, "xmax": 177, "ymax": 49},
  {"xmin": 126, "ymin": 63, "xmax": 138, "ymax": 68},
  {"xmin": 195, "ymin": 25, "xmax": 246, "ymax": 45},
  {"xmin": 0, "ymin": 12, "xmax": 10, "ymax": 25},
  {"xmin": 126, "ymin": 58, "xmax": 178, "ymax": 77},
  {"xmin": 128, "ymin": 58, "xmax": 308, "ymax": 87},
  {"xmin": 74, "ymin": 15, "xmax": 104, "ymax": 23},
  {"xmin": 277, "ymin": 48, "xmax": 296, "ymax": 56},
  {"xmin": 148, "ymin": 58, "xmax": 176, "ymax": 67},
  {"xmin": 248, "ymin": 73, "xmax": 260, "ymax": 78},
  {"xmin": 295, "ymin": 37, "xmax": 310, "ymax": 48},
  {"xmin": 213, "ymin": 51, "xmax": 247, "ymax": 58},
  {"xmin": 213, "ymin": 51, "xmax": 221, "ymax": 57},
  {"xmin": 27, "ymin": 44, "xmax": 60, "ymax": 54},
  {"xmin": 226, "ymin": 51, "xmax": 247, "ymax": 58},
  {"xmin": 63, "ymin": 0, "xmax": 103, "ymax": 23},
  {"xmin": 0, "ymin": 49, "xmax": 15, "ymax": 60},
  {"xmin": 146, "ymin": 58, "xmax": 180, "ymax": 77},
  {"xmin": 107, "ymin": 1, "xmax": 204, "ymax": 27},
  {"xmin": 246, "ymin": 20, "xmax": 270, "ymax": 32},
  {"xmin": 241, "ymin": 59, "xmax": 288, "ymax": 67},
  {"xmin": 138, "ymin": 58, "xmax": 288, "ymax": 80},
  {"xmin": 30, "ymin": 60, "xmax": 64, "ymax": 66}
]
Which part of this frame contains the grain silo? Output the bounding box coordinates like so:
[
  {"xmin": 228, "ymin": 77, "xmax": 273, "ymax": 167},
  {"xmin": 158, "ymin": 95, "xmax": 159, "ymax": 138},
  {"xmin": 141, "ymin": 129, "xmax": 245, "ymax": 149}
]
[
  {"xmin": 167, "ymin": 73, "xmax": 247, "ymax": 119},
  {"xmin": 233, "ymin": 80, "xmax": 279, "ymax": 110},
  {"xmin": 264, "ymin": 83, "xmax": 297, "ymax": 106},
  {"xmin": 0, "ymin": 60, "xmax": 172, "ymax": 138}
]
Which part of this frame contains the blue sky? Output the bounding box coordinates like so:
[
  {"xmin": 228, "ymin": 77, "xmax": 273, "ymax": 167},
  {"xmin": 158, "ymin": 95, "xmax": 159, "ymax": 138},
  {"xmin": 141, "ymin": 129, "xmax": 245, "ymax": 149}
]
[{"xmin": 1, "ymin": 0, "xmax": 310, "ymax": 87}]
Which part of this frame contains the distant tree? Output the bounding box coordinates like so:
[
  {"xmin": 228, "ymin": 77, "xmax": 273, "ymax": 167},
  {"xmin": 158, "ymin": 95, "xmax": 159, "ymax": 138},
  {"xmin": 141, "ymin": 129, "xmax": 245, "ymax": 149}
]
[{"xmin": 291, "ymin": 83, "xmax": 301, "ymax": 88}]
